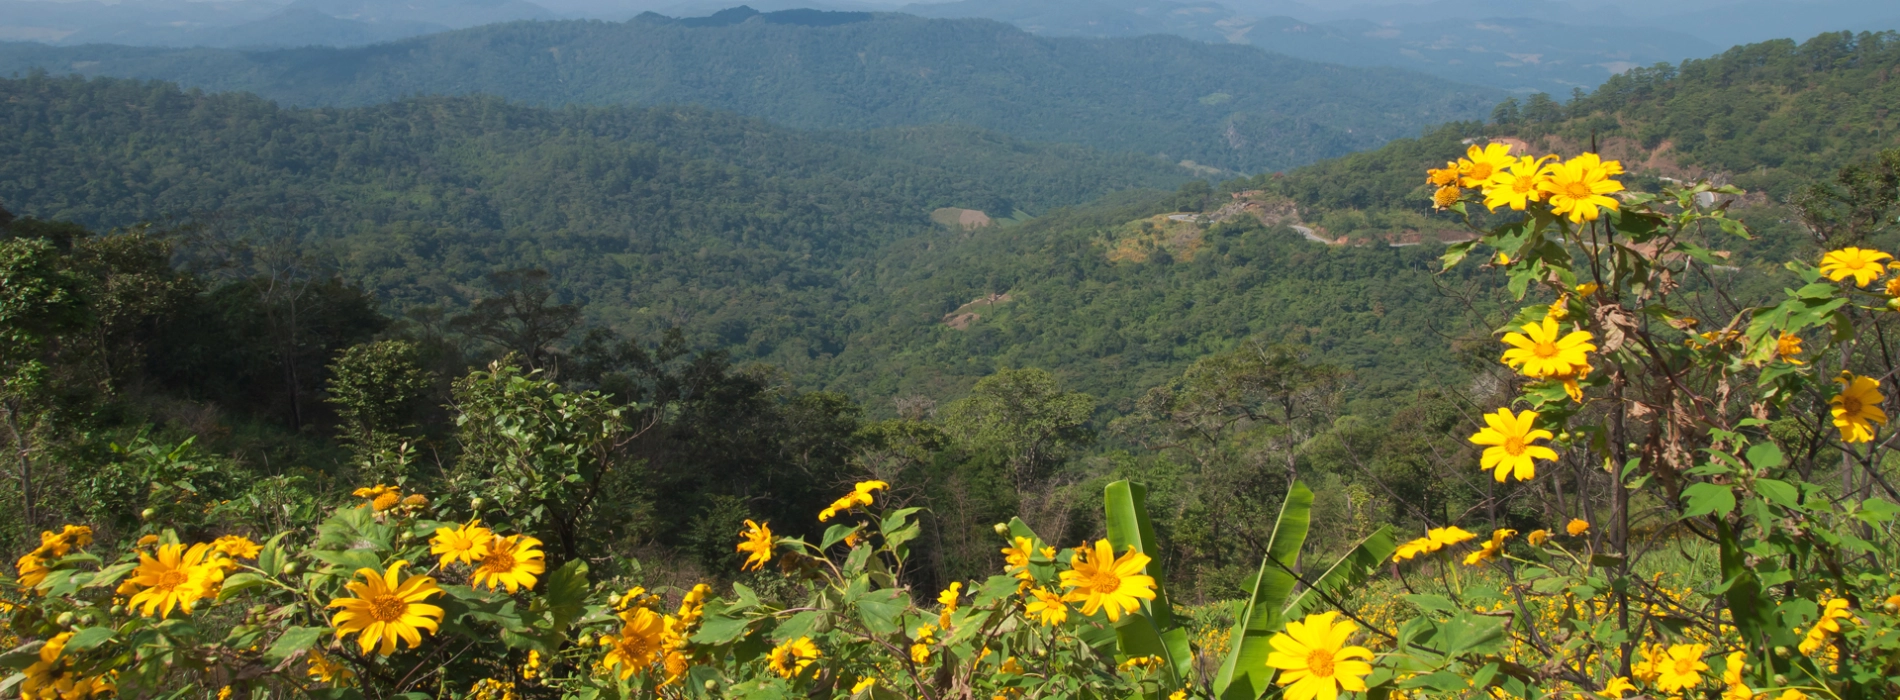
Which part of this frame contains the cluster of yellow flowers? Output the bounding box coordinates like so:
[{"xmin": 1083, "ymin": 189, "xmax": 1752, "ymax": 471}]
[
  {"xmin": 352, "ymin": 484, "xmax": 428, "ymax": 512},
  {"xmin": 1426, "ymin": 144, "xmax": 1626, "ymax": 223},
  {"xmin": 118, "ymin": 535, "xmax": 258, "ymax": 619},
  {"xmin": 15, "ymin": 525, "xmax": 93, "ymax": 588},
  {"xmin": 1391, "ymin": 519, "xmax": 1589, "ymax": 567},
  {"xmin": 430, "ymin": 520, "xmax": 547, "ymax": 594},
  {"xmin": 20, "ymin": 631, "xmax": 113, "ymax": 700},
  {"xmin": 598, "ymin": 587, "xmax": 697, "ymax": 684}
]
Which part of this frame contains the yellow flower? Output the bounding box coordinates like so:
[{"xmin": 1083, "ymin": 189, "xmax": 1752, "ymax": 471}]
[
  {"xmin": 212, "ymin": 535, "xmax": 261, "ymax": 560},
  {"xmin": 1391, "ymin": 526, "xmax": 1477, "ymax": 562},
  {"xmin": 353, "ymin": 484, "xmax": 402, "ymax": 511},
  {"xmin": 1539, "ymin": 153, "xmax": 1624, "ymax": 223},
  {"xmin": 1775, "ymin": 333, "xmax": 1805, "ymax": 365},
  {"xmin": 1526, "ymin": 529, "xmax": 1550, "ymax": 546},
  {"xmin": 1819, "ymin": 247, "xmax": 1892, "ymax": 286},
  {"xmin": 37, "ymin": 525, "xmax": 92, "ymax": 556},
  {"xmin": 819, "ymin": 480, "xmax": 890, "ymax": 521},
  {"xmin": 910, "ymin": 624, "xmax": 934, "ymax": 664},
  {"xmin": 401, "ymin": 493, "xmax": 430, "ymax": 508},
  {"xmin": 852, "ymin": 677, "xmax": 876, "ymax": 693},
  {"xmin": 1653, "ymin": 643, "xmax": 1709, "ymax": 694},
  {"xmin": 471, "ymin": 534, "xmax": 546, "ymax": 593},
  {"xmin": 1775, "ymin": 691, "xmax": 1809, "ymax": 700},
  {"xmin": 1483, "ymin": 155, "xmax": 1550, "ymax": 211},
  {"xmin": 1832, "ymin": 372, "xmax": 1888, "ymax": 443},
  {"xmin": 1500, "ymin": 316, "xmax": 1595, "ymax": 379},
  {"xmin": 118, "ymin": 542, "xmax": 224, "ymax": 618},
  {"xmin": 1597, "ymin": 676, "xmax": 1635, "ymax": 698},
  {"xmin": 1432, "ymin": 185, "xmax": 1461, "ymax": 210},
  {"xmin": 217, "ymin": 686, "xmax": 231, "ymax": 700},
  {"xmin": 768, "ymin": 636, "xmax": 820, "ymax": 678},
  {"xmin": 1462, "ymin": 529, "xmax": 1515, "ymax": 566},
  {"xmin": 1058, "ymin": 540, "xmax": 1157, "ymax": 622},
  {"xmin": 16, "ymin": 552, "xmax": 50, "ymax": 588},
  {"xmin": 1575, "ymin": 282, "xmax": 1599, "ymax": 297},
  {"xmin": 1631, "ymin": 643, "xmax": 1666, "ymax": 682},
  {"xmin": 136, "ymin": 534, "xmax": 159, "ymax": 548},
  {"xmin": 430, "ymin": 520, "xmax": 494, "ymax": 567},
  {"xmin": 1469, "ymin": 408, "xmax": 1558, "ymax": 482},
  {"xmin": 1457, "ymin": 143, "xmax": 1515, "ymax": 188},
  {"xmin": 1885, "ymin": 276, "xmax": 1900, "ymax": 298},
  {"xmin": 1264, "ymin": 611, "xmax": 1375, "ymax": 700},
  {"xmin": 1025, "ymin": 587, "xmax": 1069, "ymax": 626},
  {"xmin": 737, "ymin": 519, "xmax": 774, "ymax": 571},
  {"xmin": 1566, "ymin": 518, "xmax": 1590, "ymax": 536},
  {"xmin": 938, "ymin": 581, "xmax": 962, "ymax": 610},
  {"xmin": 306, "ymin": 649, "xmax": 354, "ymax": 684},
  {"xmin": 1799, "ymin": 598, "xmax": 1854, "ymax": 654},
  {"xmin": 1427, "ymin": 162, "xmax": 1461, "ymax": 187},
  {"xmin": 602, "ymin": 607, "xmax": 673, "ymax": 678},
  {"xmin": 1002, "ymin": 536, "xmax": 1035, "ymax": 579},
  {"xmin": 1001, "ymin": 657, "xmax": 1025, "ymax": 674},
  {"xmin": 676, "ymin": 583, "xmax": 711, "ymax": 627},
  {"xmin": 327, "ymin": 560, "xmax": 445, "ymax": 655}
]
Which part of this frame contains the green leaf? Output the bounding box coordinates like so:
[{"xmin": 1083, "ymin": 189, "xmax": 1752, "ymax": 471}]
[
  {"xmin": 1752, "ymin": 479, "xmax": 1800, "ymax": 508},
  {"xmin": 691, "ymin": 614, "xmax": 752, "ymax": 646},
  {"xmin": 63, "ymin": 627, "xmax": 113, "ymax": 652},
  {"xmin": 1744, "ymin": 443, "xmax": 1785, "ymax": 470},
  {"xmin": 266, "ymin": 626, "xmax": 328, "ymax": 662},
  {"xmin": 820, "ymin": 524, "xmax": 858, "ymax": 551},
  {"xmin": 217, "ymin": 572, "xmax": 269, "ymax": 601},
  {"xmin": 543, "ymin": 560, "xmax": 590, "ymax": 635},
  {"xmin": 1682, "ymin": 483, "xmax": 1737, "ymax": 518},
  {"xmin": 853, "ymin": 588, "xmax": 906, "ymax": 636},
  {"xmin": 1103, "ymin": 480, "xmax": 1191, "ymax": 689},
  {"xmin": 1213, "ymin": 481, "xmax": 1312, "ymax": 700},
  {"xmin": 1284, "ymin": 526, "xmax": 1395, "ymax": 620}
]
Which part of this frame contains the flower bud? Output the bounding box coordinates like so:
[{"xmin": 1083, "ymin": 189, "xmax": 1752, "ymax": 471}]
[
  {"xmin": 471, "ymin": 497, "xmax": 485, "ymax": 510},
  {"xmin": 1774, "ymin": 674, "xmax": 1788, "ymax": 685},
  {"xmin": 110, "ymin": 605, "xmax": 125, "ymax": 616},
  {"xmin": 993, "ymin": 523, "xmax": 1009, "ymax": 536},
  {"xmin": 55, "ymin": 612, "xmax": 74, "ymax": 627},
  {"xmin": 704, "ymin": 680, "xmax": 719, "ymax": 691},
  {"xmin": 1887, "ymin": 297, "xmax": 1900, "ymax": 312},
  {"xmin": 1773, "ymin": 646, "xmax": 1790, "ymax": 657},
  {"xmin": 283, "ymin": 562, "xmax": 301, "ymax": 575},
  {"xmin": 577, "ymin": 634, "xmax": 593, "ymax": 647},
  {"xmin": 140, "ymin": 508, "xmax": 156, "ymax": 521}
]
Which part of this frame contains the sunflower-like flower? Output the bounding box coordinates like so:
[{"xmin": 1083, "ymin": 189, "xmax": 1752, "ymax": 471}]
[
  {"xmin": 16, "ymin": 553, "xmax": 50, "ymax": 589},
  {"xmin": 1482, "ymin": 155, "xmax": 1550, "ymax": 211},
  {"xmin": 1720, "ymin": 651, "xmax": 1750, "ymax": 700},
  {"xmin": 1456, "ymin": 143, "xmax": 1515, "ymax": 188},
  {"xmin": 602, "ymin": 607, "xmax": 675, "ymax": 679},
  {"xmin": 1058, "ymin": 540, "xmax": 1157, "ymax": 622},
  {"xmin": 1775, "ymin": 332, "xmax": 1805, "ymax": 365},
  {"xmin": 1819, "ymin": 247, "xmax": 1892, "ymax": 287},
  {"xmin": 1432, "ymin": 185, "xmax": 1461, "ymax": 211},
  {"xmin": 306, "ymin": 650, "xmax": 354, "ymax": 684},
  {"xmin": 1597, "ymin": 676, "xmax": 1636, "ymax": 698},
  {"xmin": 211, "ymin": 535, "xmax": 261, "ymax": 560},
  {"xmin": 937, "ymin": 581, "xmax": 962, "ymax": 628},
  {"xmin": 818, "ymin": 480, "xmax": 890, "ymax": 522},
  {"xmin": 1469, "ymin": 408, "xmax": 1558, "ymax": 482},
  {"xmin": 676, "ymin": 583, "xmax": 712, "ymax": 627},
  {"xmin": 328, "ymin": 560, "xmax": 445, "ymax": 655},
  {"xmin": 430, "ymin": 520, "xmax": 494, "ymax": 567},
  {"xmin": 1265, "ymin": 611, "xmax": 1375, "ymax": 700},
  {"xmin": 471, "ymin": 534, "xmax": 546, "ymax": 593},
  {"xmin": 910, "ymin": 623, "xmax": 936, "ymax": 664},
  {"xmin": 1832, "ymin": 372, "xmax": 1888, "ymax": 443},
  {"xmin": 1538, "ymin": 153, "xmax": 1625, "ymax": 223},
  {"xmin": 1426, "ymin": 162, "xmax": 1460, "ymax": 188},
  {"xmin": 118, "ymin": 542, "xmax": 225, "ymax": 618},
  {"xmin": 1025, "ymin": 587, "xmax": 1069, "ymax": 626},
  {"xmin": 736, "ymin": 519, "xmax": 774, "ymax": 571},
  {"xmin": 1002, "ymin": 536, "xmax": 1036, "ymax": 580},
  {"xmin": 1462, "ymin": 529, "xmax": 1515, "ymax": 566},
  {"xmin": 1653, "ymin": 643, "xmax": 1709, "ymax": 694},
  {"xmin": 1391, "ymin": 526, "xmax": 1477, "ymax": 562},
  {"xmin": 768, "ymin": 637, "xmax": 821, "ymax": 679},
  {"xmin": 1526, "ymin": 529, "xmax": 1551, "ymax": 546},
  {"xmin": 1799, "ymin": 598, "xmax": 1855, "ymax": 655},
  {"xmin": 353, "ymin": 485, "xmax": 402, "ymax": 512},
  {"xmin": 1500, "ymin": 316, "xmax": 1595, "ymax": 379}
]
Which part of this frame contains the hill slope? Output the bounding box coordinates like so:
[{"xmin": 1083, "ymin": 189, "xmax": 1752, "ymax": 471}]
[
  {"xmin": 0, "ymin": 10, "xmax": 1499, "ymax": 173},
  {"xmin": 0, "ymin": 74, "xmax": 1189, "ymax": 372}
]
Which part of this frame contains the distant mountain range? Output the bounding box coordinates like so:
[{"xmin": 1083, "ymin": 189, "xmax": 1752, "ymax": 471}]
[
  {"xmin": 0, "ymin": 11, "xmax": 1500, "ymax": 173},
  {"xmin": 5, "ymin": 0, "xmax": 1897, "ymax": 94}
]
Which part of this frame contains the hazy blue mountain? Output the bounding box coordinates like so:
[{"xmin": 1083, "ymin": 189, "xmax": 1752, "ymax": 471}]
[{"xmin": 0, "ymin": 11, "xmax": 1500, "ymax": 173}]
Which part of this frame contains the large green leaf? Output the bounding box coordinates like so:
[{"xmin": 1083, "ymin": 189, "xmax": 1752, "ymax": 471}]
[
  {"xmin": 1283, "ymin": 525, "xmax": 1396, "ymax": 620},
  {"xmin": 1103, "ymin": 480, "xmax": 1192, "ymax": 688},
  {"xmin": 1213, "ymin": 481, "xmax": 1312, "ymax": 700}
]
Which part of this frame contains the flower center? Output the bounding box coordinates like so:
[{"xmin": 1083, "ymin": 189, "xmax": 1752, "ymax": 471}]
[
  {"xmin": 1467, "ymin": 163, "xmax": 1494, "ymax": 180},
  {"xmin": 367, "ymin": 594, "xmax": 408, "ymax": 622},
  {"xmin": 1088, "ymin": 570, "xmax": 1123, "ymax": 594},
  {"xmin": 1565, "ymin": 180, "xmax": 1594, "ymax": 198},
  {"xmin": 1842, "ymin": 395, "xmax": 1863, "ymax": 415},
  {"xmin": 1512, "ymin": 177, "xmax": 1536, "ymax": 194},
  {"xmin": 155, "ymin": 568, "xmax": 190, "ymax": 590},
  {"xmin": 1533, "ymin": 340, "xmax": 1559, "ymax": 359},
  {"xmin": 1503, "ymin": 435, "xmax": 1527, "ymax": 456},
  {"xmin": 1305, "ymin": 648, "xmax": 1337, "ymax": 677},
  {"xmin": 1672, "ymin": 658, "xmax": 1696, "ymax": 676},
  {"xmin": 481, "ymin": 548, "xmax": 517, "ymax": 573}
]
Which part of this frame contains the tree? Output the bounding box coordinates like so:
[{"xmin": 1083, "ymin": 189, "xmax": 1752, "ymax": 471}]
[
  {"xmin": 326, "ymin": 340, "xmax": 436, "ymax": 480},
  {"xmin": 451, "ymin": 268, "xmax": 582, "ymax": 372},
  {"xmin": 940, "ymin": 367, "xmax": 1094, "ymax": 487},
  {"xmin": 1490, "ymin": 96, "xmax": 1521, "ymax": 125},
  {"xmin": 0, "ymin": 237, "xmax": 88, "ymax": 534}
]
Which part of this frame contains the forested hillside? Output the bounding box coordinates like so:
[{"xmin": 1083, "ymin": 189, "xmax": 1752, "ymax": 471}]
[
  {"xmin": 0, "ymin": 74, "xmax": 1191, "ymax": 377},
  {"xmin": 0, "ymin": 9, "xmax": 1499, "ymax": 173}
]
